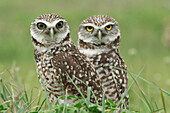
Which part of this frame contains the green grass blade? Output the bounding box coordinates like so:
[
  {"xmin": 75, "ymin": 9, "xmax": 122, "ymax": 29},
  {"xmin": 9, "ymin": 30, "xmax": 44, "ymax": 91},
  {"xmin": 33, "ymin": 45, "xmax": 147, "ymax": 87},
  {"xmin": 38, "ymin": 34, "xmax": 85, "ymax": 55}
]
[
  {"xmin": 22, "ymin": 89, "xmax": 40, "ymax": 112},
  {"xmin": 29, "ymin": 88, "xmax": 34, "ymax": 105},
  {"xmin": 66, "ymin": 72, "xmax": 85, "ymax": 100},
  {"xmin": 7, "ymin": 70, "xmax": 21, "ymax": 92},
  {"xmin": 17, "ymin": 105, "xmax": 24, "ymax": 113},
  {"xmin": 38, "ymin": 69, "xmax": 51, "ymax": 110},
  {"xmin": 102, "ymin": 92, "xmax": 105, "ymax": 113},
  {"xmin": 24, "ymin": 90, "xmax": 29, "ymax": 104},
  {"xmin": 59, "ymin": 73, "xmax": 65, "ymax": 105},
  {"xmin": 66, "ymin": 72, "xmax": 86, "ymax": 103},
  {"xmin": 113, "ymin": 65, "xmax": 154, "ymax": 112},
  {"xmin": 160, "ymin": 89, "xmax": 167, "ymax": 113},
  {"xmin": 1, "ymin": 81, "xmax": 10, "ymax": 107},
  {"xmin": 73, "ymin": 76, "xmax": 98, "ymax": 105},
  {"xmin": 154, "ymin": 108, "xmax": 164, "ymax": 112},
  {"xmin": 3, "ymin": 83, "xmax": 12, "ymax": 99},
  {"xmin": 131, "ymin": 89, "xmax": 150, "ymax": 110},
  {"xmin": 37, "ymin": 98, "xmax": 46, "ymax": 112},
  {"xmin": 63, "ymin": 88, "xmax": 68, "ymax": 113},
  {"xmin": 137, "ymin": 86, "xmax": 153, "ymax": 112},
  {"xmin": 15, "ymin": 92, "xmax": 24, "ymax": 104},
  {"xmin": 154, "ymin": 102, "xmax": 159, "ymax": 110},
  {"xmin": 112, "ymin": 65, "xmax": 170, "ymax": 97},
  {"xmin": 137, "ymin": 76, "xmax": 170, "ymax": 96},
  {"xmin": 87, "ymin": 87, "xmax": 91, "ymax": 107},
  {"xmin": 90, "ymin": 90, "xmax": 98, "ymax": 105},
  {"xmin": 2, "ymin": 82, "xmax": 7, "ymax": 101},
  {"xmin": 35, "ymin": 91, "xmax": 43, "ymax": 111},
  {"xmin": 13, "ymin": 93, "xmax": 25, "ymax": 111},
  {"xmin": 117, "ymin": 66, "xmax": 144, "ymax": 107},
  {"xmin": 128, "ymin": 67, "xmax": 153, "ymax": 112},
  {"xmin": 0, "ymin": 91, "xmax": 2, "ymax": 104},
  {"xmin": 0, "ymin": 77, "xmax": 20, "ymax": 92}
]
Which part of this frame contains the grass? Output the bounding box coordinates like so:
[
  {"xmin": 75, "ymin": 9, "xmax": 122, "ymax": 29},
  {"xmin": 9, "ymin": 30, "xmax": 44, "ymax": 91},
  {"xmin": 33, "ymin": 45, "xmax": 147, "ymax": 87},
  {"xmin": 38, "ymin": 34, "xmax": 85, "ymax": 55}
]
[
  {"xmin": 0, "ymin": 66, "xmax": 169, "ymax": 113},
  {"xmin": 38, "ymin": 69, "xmax": 51, "ymax": 110},
  {"xmin": 0, "ymin": 0, "xmax": 170, "ymax": 112}
]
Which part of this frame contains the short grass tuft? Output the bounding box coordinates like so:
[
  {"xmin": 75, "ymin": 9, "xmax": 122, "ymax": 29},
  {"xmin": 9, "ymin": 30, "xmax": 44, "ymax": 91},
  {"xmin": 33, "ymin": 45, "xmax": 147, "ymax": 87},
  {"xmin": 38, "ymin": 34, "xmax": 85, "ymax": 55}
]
[{"xmin": 0, "ymin": 66, "xmax": 169, "ymax": 113}]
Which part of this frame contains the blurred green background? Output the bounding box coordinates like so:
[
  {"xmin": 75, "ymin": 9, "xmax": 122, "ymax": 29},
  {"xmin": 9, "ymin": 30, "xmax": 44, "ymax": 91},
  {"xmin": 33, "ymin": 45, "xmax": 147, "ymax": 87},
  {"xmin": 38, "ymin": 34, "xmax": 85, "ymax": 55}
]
[{"xmin": 0, "ymin": 0, "xmax": 170, "ymax": 112}]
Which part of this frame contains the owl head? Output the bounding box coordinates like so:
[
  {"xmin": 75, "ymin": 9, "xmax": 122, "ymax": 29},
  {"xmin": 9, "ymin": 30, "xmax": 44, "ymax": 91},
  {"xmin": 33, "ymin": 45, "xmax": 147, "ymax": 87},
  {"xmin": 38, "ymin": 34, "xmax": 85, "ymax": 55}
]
[
  {"xmin": 30, "ymin": 14, "xmax": 70, "ymax": 46},
  {"xmin": 78, "ymin": 15, "xmax": 121, "ymax": 50}
]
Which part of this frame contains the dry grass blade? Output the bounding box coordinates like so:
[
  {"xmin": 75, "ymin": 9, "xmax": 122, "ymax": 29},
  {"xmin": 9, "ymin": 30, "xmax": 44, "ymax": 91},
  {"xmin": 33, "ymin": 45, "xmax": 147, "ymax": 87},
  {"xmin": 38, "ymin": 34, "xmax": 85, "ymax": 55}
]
[
  {"xmin": 63, "ymin": 88, "xmax": 68, "ymax": 113},
  {"xmin": 23, "ymin": 88, "xmax": 42, "ymax": 111},
  {"xmin": 11, "ymin": 86, "xmax": 16, "ymax": 113},
  {"xmin": 0, "ymin": 100, "xmax": 11, "ymax": 106},
  {"xmin": 38, "ymin": 105, "xmax": 49, "ymax": 112},
  {"xmin": 0, "ymin": 67, "xmax": 10, "ymax": 75},
  {"xmin": 25, "ymin": 105, "xmax": 40, "ymax": 112}
]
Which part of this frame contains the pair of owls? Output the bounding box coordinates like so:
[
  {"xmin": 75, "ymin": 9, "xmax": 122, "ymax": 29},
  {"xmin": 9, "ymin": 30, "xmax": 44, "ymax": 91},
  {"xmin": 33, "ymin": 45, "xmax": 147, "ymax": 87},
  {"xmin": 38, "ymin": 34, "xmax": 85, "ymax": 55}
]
[{"xmin": 30, "ymin": 14, "xmax": 129, "ymax": 110}]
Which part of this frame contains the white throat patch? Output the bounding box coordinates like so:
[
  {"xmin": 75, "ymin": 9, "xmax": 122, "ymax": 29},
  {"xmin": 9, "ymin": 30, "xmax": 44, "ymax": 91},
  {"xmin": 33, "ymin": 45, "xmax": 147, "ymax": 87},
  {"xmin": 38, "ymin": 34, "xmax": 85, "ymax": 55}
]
[{"xmin": 79, "ymin": 49, "xmax": 111, "ymax": 56}]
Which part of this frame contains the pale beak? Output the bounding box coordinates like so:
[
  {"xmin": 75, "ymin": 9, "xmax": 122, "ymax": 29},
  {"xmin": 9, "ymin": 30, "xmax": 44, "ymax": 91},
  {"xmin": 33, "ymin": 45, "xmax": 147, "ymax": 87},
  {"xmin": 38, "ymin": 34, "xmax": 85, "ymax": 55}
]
[
  {"xmin": 98, "ymin": 30, "xmax": 102, "ymax": 40},
  {"xmin": 50, "ymin": 28, "xmax": 54, "ymax": 40}
]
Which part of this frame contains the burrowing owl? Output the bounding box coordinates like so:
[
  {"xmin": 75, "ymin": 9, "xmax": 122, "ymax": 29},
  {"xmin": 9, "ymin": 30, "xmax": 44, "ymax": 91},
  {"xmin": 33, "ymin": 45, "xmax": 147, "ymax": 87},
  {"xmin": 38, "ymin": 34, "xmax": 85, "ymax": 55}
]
[
  {"xmin": 78, "ymin": 15, "xmax": 129, "ymax": 109},
  {"xmin": 30, "ymin": 14, "xmax": 104, "ymax": 104}
]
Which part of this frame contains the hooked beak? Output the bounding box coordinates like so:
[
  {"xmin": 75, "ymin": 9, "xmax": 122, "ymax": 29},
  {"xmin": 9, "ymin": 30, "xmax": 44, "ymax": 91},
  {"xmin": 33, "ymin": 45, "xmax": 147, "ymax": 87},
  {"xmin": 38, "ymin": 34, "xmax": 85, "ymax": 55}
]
[
  {"xmin": 98, "ymin": 30, "xmax": 102, "ymax": 40},
  {"xmin": 50, "ymin": 28, "xmax": 54, "ymax": 40}
]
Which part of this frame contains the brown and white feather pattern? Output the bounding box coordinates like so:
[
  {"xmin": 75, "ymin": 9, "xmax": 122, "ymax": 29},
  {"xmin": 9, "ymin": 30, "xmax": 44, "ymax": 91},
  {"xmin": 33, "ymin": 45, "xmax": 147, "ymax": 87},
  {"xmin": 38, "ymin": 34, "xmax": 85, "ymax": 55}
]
[
  {"xmin": 82, "ymin": 49, "xmax": 129, "ymax": 105},
  {"xmin": 78, "ymin": 15, "xmax": 129, "ymax": 109},
  {"xmin": 30, "ymin": 14, "xmax": 104, "ymax": 105},
  {"xmin": 33, "ymin": 33, "xmax": 104, "ymax": 104},
  {"xmin": 81, "ymin": 15, "xmax": 116, "ymax": 27}
]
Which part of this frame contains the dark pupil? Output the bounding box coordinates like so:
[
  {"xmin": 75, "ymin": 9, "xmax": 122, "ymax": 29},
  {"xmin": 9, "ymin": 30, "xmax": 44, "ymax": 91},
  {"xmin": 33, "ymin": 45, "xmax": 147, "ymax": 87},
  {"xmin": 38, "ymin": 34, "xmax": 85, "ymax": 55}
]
[
  {"xmin": 58, "ymin": 23, "xmax": 61, "ymax": 26},
  {"xmin": 57, "ymin": 22, "xmax": 63, "ymax": 28},
  {"xmin": 88, "ymin": 26, "xmax": 93, "ymax": 29},
  {"xmin": 107, "ymin": 25, "xmax": 111, "ymax": 28},
  {"xmin": 40, "ymin": 24, "xmax": 44, "ymax": 27}
]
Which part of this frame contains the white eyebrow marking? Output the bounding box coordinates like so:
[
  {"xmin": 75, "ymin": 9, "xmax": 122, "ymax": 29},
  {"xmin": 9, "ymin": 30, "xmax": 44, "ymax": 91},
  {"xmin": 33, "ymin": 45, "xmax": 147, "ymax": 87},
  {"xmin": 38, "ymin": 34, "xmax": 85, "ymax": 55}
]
[
  {"xmin": 82, "ymin": 22, "xmax": 115, "ymax": 29},
  {"xmin": 36, "ymin": 19, "xmax": 66, "ymax": 28}
]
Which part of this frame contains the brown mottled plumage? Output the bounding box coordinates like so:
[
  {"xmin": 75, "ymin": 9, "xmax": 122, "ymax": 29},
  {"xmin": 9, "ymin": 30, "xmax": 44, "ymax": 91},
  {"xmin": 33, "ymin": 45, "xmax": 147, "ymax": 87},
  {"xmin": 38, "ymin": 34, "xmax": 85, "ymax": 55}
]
[
  {"xmin": 30, "ymin": 14, "xmax": 104, "ymax": 104},
  {"xmin": 78, "ymin": 15, "xmax": 129, "ymax": 111}
]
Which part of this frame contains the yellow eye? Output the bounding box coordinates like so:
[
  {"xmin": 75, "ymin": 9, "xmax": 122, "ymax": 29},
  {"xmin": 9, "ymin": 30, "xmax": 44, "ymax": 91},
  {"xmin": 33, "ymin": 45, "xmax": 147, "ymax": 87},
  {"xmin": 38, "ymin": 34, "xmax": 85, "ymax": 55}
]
[
  {"xmin": 37, "ymin": 22, "xmax": 46, "ymax": 30},
  {"xmin": 56, "ymin": 21, "xmax": 63, "ymax": 29},
  {"xmin": 86, "ymin": 26, "xmax": 94, "ymax": 32},
  {"xmin": 105, "ymin": 25, "xmax": 113, "ymax": 31}
]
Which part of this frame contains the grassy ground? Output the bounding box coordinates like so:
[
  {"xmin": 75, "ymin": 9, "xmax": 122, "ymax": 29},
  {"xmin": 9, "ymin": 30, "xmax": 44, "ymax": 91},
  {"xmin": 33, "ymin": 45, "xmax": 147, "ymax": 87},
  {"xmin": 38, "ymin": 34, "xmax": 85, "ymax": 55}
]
[{"xmin": 0, "ymin": 0, "xmax": 170, "ymax": 112}]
